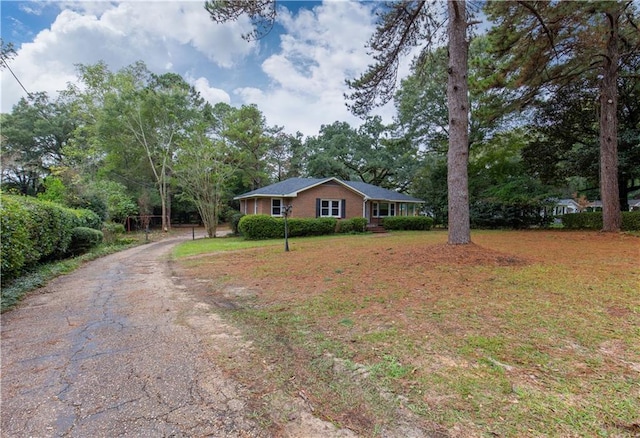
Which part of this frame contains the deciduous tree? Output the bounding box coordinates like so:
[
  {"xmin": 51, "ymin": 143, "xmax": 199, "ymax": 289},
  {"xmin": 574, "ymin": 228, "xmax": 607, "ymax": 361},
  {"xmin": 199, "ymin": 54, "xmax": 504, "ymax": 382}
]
[
  {"xmin": 96, "ymin": 65, "xmax": 205, "ymax": 231},
  {"xmin": 0, "ymin": 92, "xmax": 75, "ymax": 195},
  {"xmin": 305, "ymin": 117, "xmax": 420, "ymax": 191},
  {"xmin": 173, "ymin": 112, "xmax": 236, "ymax": 238}
]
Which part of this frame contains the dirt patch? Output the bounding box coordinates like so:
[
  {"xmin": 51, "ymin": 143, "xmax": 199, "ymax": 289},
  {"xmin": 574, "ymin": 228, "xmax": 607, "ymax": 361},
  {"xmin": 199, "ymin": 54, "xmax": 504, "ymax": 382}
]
[{"xmin": 401, "ymin": 243, "xmax": 530, "ymax": 267}]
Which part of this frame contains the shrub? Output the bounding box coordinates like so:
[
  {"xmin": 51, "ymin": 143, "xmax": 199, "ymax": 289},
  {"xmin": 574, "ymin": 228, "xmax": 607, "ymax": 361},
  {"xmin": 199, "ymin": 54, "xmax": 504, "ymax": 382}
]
[
  {"xmin": 1, "ymin": 194, "xmax": 105, "ymax": 284},
  {"xmin": 238, "ymin": 215, "xmax": 337, "ymax": 240},
  {"xmin": 230, "ymin": 211, "xmax": 245, "ymax": 235},
  {"xmin": 623, "ymin": 211, "xmax": 640, "ymax": 231},
  {"xmin": 238, "ymin": 215, "xmax": 282, "ymax": 240},
  {"xmin": 287, "ymin": 217, "xmax": 337, "ymax": 237},
  {"xmin": 561, "ymin": 212, "xmax": 602, "ymax": 230},
  {"xmin": 0, "ymin": 196, "xmax": 33, "ymax": 281},
  {"xmin": 381, "ymin": 216, "xmax": 434, "ymax": 231},
  {"xmin": 337, "ymin": 217, "xmax": 368, "ymax": 233},
  {"xmin": 73, "ymin": 208, "xmax": 103, "ymax": 230},
  {"xmin": 562, "ymin": 211, "xmax": 640, "ymax": 231},
  {"xmin": 102, "ymin": 222, "xmax": 126, "ymax": 244},
  {"xmin": 67, "ymin": 227, "xmax": 104, "ymax": 255},
  {"xmin": 470, "ymin": 201, "xmax": 552, "ymax": 229},
  {"xmin": 18, "ymin": 197, "xmax": 76, "ymax": 261}
]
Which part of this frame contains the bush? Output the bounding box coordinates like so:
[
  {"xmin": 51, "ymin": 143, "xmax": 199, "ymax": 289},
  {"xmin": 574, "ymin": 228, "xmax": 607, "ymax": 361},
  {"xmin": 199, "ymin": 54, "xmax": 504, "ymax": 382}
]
[
  {"xmin": 230, "ymin": 211, "xmax": 245, "ymax": 235},
  {"xmin": 102, "ymin": 222, "xmax": 126, "ymax": 244},
  {"xmin": 561, "ymin": 212, "xmax": 602, "ymax": 230},
  {"xmin": 73, "ymin": 208, "xmax": 103, "ymax": 230},
  {"xmin": 623, "ymin": 211, "xmax": 640, "ymax": 231},
  {"xmin": 381, "ymin": 216, "xmax": 434, "ymax": 231},
  {"xmin": 16, "ymin": 197, "xmax": 77, "ymax": 261},
  {"xmin": 238, "ymin": 215, "xmax": 337, "ymax": 240},
  {"xmin": 0, "ymin": 196, "xmax": 33, "ymax": 281},
  {"xmin": 562, "ymin": 211, "xmax": 640, "ymax": 231},
  {"xmin": 287, "ymin": 218, "xmax": 337, "ymax": 237},
  {"xmin": 337, "ymin": 217, "xmax": 368, "ymax": 233},
  {"xmin": 67, "ymin": 227, "xmax": 104, "ymax": 255},
  {"xmin": 1, "ymin": 194, "xmax": 105, "ymax": 284},
  {"xmin": 238, "ymin": 215, "xmax": 281, "ymax": 239}
]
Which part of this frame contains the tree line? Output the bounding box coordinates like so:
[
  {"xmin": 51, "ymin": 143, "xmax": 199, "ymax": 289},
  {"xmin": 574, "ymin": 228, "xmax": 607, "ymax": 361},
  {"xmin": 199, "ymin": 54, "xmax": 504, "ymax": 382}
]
[{"xmin": 2, "ymin": 1, "xmax": 639, "ymax": 242}]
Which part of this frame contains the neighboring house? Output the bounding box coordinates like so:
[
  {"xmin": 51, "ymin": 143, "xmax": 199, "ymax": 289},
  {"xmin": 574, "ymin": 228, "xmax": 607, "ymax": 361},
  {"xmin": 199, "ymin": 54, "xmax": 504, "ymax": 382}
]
[
  {"xmin": 552, "ymin": 199, "xmax": 582, "ymax": 216},
  {"xmin": 234, "ymin": 177, "xmax": 424, "ymax": 225},
  {"xmin": 555, "ymin": 198, "xmax": 640, "ymax": 213},
  {"xmin": 586, "ymin": 200, "xmax": 603, "ymax": 212}
]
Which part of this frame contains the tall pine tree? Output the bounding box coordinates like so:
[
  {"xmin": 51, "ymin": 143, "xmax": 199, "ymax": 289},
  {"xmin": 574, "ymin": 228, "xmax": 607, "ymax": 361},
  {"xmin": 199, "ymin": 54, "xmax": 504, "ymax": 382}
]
[{"xmin": 485, "ymin": 0, "xmax": 640, "ymax": 232}]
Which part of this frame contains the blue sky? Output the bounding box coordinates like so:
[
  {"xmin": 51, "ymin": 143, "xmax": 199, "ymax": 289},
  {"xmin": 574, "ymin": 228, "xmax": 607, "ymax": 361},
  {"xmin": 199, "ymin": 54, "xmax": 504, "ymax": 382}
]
[{"xmin": 1, "ymin": 0, "xmax": 412, "ymax": 137}]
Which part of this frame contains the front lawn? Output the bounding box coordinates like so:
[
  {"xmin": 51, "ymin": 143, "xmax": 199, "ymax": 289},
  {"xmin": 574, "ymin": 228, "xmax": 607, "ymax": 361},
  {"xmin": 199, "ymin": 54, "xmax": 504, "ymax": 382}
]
[{"xmin": 173, "ymin": 230, "xmax": 640, "ymax": 437}]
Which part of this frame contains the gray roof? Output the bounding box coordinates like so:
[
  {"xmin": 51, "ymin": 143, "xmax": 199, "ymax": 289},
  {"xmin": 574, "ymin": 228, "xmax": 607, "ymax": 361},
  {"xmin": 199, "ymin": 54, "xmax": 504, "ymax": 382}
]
[{"xmin": 234, "ymin": 177, "xmax": 423, "ymax": 203}]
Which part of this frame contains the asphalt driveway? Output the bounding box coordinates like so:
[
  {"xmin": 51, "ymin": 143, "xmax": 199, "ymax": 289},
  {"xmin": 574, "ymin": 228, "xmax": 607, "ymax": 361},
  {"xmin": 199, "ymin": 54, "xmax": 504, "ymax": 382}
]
[{"xmin": 1, "ymin": 234, "xmax": 354, "ymax": 437}]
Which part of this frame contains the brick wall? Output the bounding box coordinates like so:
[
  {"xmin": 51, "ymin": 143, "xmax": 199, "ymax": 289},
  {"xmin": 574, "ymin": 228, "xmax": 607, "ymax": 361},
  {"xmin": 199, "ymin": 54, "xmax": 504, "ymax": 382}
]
[
  {"xmin": 240, "ymin": 181, "xmax": 370, "ymax": 219},
  {"xmin": 291, "ymin": 182, "xmax": 363, "ymax": 218}
]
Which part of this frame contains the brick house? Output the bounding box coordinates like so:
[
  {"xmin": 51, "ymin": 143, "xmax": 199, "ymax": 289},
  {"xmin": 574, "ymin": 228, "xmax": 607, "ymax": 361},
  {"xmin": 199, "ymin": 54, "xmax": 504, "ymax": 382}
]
[{"xmin": 234, "ymin": 177, "xmax": 424, "ymax": 225}]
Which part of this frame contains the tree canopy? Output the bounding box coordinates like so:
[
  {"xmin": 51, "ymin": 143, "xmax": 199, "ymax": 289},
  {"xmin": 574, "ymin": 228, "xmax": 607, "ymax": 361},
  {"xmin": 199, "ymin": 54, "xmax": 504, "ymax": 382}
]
[{"xmin": 2, "ymin": 2, "xmax": 638, "ymax": 236}]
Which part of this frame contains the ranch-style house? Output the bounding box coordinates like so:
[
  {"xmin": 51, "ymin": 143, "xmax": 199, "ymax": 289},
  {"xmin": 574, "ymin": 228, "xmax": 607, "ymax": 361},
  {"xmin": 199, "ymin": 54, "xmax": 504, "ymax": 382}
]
[{"xmin": 234, "ymin": 177, "xmax": 424, "ymax": 226}]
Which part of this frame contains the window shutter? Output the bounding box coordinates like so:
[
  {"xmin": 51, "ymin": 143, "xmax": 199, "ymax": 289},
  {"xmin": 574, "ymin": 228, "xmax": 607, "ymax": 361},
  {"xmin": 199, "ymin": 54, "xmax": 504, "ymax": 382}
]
[
  {"xmin": 316, "ymin": 198, "xmax": 320, "ymax": 217},
  {"xmin": 341, "ymin": 199, "xmax": 346, "ymax": 218}
]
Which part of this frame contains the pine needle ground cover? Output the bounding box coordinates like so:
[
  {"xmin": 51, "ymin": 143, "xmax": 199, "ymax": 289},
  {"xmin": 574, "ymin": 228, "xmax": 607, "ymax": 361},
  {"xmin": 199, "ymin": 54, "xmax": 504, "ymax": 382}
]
[{"xmin": 173, "ymin": 231, "xmax": 640, "ymax": 437}]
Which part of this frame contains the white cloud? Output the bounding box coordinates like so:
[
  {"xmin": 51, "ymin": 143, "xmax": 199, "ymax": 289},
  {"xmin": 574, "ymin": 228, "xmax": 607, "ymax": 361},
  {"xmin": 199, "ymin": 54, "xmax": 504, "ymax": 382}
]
[
  {"xmin": 1, "ymin": 1, "xmax": 256, "ymax": 112},
  {"xmin": 233, "ymin": 1, "xmax": 403, "ymax": 137},
  {"xmin": 192, "ymin": 76, "xmax": 230, "ymax": 104},
  {"xmin": 19, "ymin": 2, "xmax": 47, "ymax": 15},
  {"xmin": 2, "ymin": 0, "xmax": 414, "ymax": 139}
]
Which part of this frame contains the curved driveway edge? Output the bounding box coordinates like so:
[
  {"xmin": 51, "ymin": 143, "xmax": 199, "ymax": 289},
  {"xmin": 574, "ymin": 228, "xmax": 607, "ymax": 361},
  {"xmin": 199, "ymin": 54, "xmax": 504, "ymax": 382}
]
[{"xmin": 1, "ymin": 236, "xmax": 270, "ymax": 437}]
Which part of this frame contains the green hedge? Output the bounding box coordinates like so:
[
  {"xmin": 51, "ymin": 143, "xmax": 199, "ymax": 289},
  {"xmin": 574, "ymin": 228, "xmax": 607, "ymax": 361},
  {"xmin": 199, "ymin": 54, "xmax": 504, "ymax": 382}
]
[
  {"xmin": 238, "ymin": 215, "xmax": 281, "ymax": 239},
  {"xmin": 238, "ymin": 214, "xmax": 338, "ymax": 240},
  {"xmin": 0, "ymin": 196, "xmax": 34, "ymax": 281},
  {"xmin": 381, "ymin": 216, "xmax": 434, "ymax": 230},
  {"xmin": 68, "ymin": 227, "xmax": 104, "ymax": 255},
  {"xmin": 287, "ymin": 218, "xmax": 337, "ymax": 237},
  {"xmin": 1, "ymin": 194, "xmax": 103, "ymax": 284},
  {"xmin": 622, "ymin": 211, "xmax": 640, "ymax": 230},
  {"xmin": 562, "ymin": 211, "xmax": 640, "ymax": 230},
  {"xmin": 74, "ymin": 208, "xmax": 103, "ymax": 229},
  {"xmin": 337, "ymin": 217, "xmax": 368, "ymax": 233}
]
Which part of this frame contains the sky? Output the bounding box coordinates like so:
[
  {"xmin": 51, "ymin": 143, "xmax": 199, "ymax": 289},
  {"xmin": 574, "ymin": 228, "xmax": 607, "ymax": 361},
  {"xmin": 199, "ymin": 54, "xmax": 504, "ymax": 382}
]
[{"xmin": 0, "ymin": 0, "xmax": 418, "ymax": 138}]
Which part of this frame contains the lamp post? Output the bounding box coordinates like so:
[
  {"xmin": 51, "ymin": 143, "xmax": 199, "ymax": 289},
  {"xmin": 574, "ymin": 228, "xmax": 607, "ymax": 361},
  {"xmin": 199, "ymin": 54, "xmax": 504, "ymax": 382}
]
[{"xmin": 283, "ymin": 204, "xmax": 293, "ymax": 252}]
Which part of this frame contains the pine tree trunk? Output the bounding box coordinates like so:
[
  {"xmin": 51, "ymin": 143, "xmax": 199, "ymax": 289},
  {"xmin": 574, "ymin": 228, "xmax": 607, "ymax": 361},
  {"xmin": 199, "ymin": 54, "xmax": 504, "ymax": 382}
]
[
  {"xmin": 600, "ymin": 9, "xmax": 621, "ymax": 232},
  {"xmin": 446, "ymin": 0, "xmax": 471, "ymax": 244}
]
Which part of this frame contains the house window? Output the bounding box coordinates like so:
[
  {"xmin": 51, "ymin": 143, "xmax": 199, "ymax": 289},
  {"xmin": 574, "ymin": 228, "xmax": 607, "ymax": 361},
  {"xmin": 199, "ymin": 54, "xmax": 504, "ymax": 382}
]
[
  {"xmin": 373, "ymin": 202, "xmax": 395, "ymax": 217},
  {"xmin": 399, "ymin": 203, "xmax": 417, "ymax": 216},
  {"xmin": 271, "ymin": 198, "xmax": 283, "ymax": 216},
  {"xmin": 320, "ymin": 199, "xmax": 341, "ymax": 217}
]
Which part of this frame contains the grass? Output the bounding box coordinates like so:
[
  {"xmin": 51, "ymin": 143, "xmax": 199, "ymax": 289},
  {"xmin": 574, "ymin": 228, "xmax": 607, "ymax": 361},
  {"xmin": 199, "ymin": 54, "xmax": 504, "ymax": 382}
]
[
  {"xmin": 173, "ymin": 235, "xmax": 284, "ymax": 258},
  {"xmin": 173, "ymin": 230, "xmax": 640, "ymax": 437}
]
